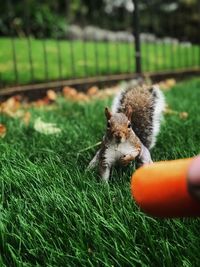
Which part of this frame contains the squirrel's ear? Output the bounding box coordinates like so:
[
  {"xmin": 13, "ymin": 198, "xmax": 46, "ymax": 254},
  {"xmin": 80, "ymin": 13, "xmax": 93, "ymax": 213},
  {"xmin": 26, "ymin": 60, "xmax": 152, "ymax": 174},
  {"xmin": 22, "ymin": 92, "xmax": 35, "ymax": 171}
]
[
  {"xmin": 105, "ymin": 107, "xmax": 112, "ymax": 120},
  {"xmin": 125, "ymin": 105, "xmax": 132, "ymax": 121}
]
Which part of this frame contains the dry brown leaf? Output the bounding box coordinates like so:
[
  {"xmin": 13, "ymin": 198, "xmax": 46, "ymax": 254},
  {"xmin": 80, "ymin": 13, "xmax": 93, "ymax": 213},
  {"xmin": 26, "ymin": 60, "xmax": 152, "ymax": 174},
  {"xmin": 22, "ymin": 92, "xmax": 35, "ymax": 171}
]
[
  {"xmin": 47, "ymin": 90, "xmax": 57, "ymax": 101},
  {"xmin": 0, "ymin": 124, "xmax": 6, "ymax": 138},
  {"xmin": 63, "ymin": 86, "xmax": 78, "ymax": 98},
  {"xmin": 75, "ymin": 93, "xmax": 89, "ymax": 102},
  {"xmin": 62, "ymin": 84, "xmax": 122, "ymax": 102},
  {"xmin": 179, "ymin": 112, "xmax": 189, "ymax": 120},
  {"xmin": 164, "ymin": 107, "xmax": 189, "ymax": 120},
  {"xmin": 166, "ymin": 78, "xmax": 176, "ymax": 88},
  {"xmin": 23, "ymin": 111, "xmax": 31, "ymax": 126},
  {"xmin": 1, "ymin": 96, "xmax": 21, "ymax": 116},
  {"xmin": 63, "ymin": 86, "xmax": 90, "ymax": 102},
  {"xmin": 164, "ymin": 107, "xmax": 178, "ymax": 115},
  {"xmin": 33, "ymin": 97, "xmax": 50, "ymax": 107},
  {"xmin": 94, "ymin": 86, "xmax": 120, "ymax": 100},
  {"xmin": 159, "ymin": 79, "xmax": 176, "ymax": 91},
  {"xmin": 87, "ymin": 86, "xmax": 99, "ymax": 96}
]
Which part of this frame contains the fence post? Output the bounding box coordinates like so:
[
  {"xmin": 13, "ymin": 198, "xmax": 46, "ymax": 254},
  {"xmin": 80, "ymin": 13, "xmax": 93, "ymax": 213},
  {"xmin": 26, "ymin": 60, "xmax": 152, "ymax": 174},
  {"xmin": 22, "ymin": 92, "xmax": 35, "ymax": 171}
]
[{"xmin": 133, "ymin": 0, "xmax": 142, "ymax": 74}]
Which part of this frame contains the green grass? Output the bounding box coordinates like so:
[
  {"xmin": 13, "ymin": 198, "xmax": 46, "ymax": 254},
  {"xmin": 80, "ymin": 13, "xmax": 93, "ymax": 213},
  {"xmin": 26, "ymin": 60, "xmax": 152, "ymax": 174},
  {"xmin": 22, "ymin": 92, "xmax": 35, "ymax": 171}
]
[
  {"xmin": 0, "ymin": 78, "xmax": 200, "ymax": 266},
  {"xmin": 0, "ymin": 37, "xmax": 199, "ymax": 86}
]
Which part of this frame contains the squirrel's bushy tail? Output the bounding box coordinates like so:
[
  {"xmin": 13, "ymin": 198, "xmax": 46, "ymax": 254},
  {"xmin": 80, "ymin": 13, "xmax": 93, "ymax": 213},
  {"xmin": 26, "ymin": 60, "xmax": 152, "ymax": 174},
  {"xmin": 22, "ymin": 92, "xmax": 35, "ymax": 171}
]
[
  {"xmin": 111, "ymin": 82, "xmax": 165, "ymax": 149},
  {"xmin": 150, "ymin": 85, "xmax": 166, "ymax": 148}
]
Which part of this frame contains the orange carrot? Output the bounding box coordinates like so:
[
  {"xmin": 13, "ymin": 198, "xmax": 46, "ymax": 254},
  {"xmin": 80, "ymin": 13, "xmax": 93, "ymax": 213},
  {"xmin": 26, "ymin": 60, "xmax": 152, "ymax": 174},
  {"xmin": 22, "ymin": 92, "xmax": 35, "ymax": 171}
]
[{"xmin": 131, "ymin": 158, "xmax": 200, "ymax": 217}]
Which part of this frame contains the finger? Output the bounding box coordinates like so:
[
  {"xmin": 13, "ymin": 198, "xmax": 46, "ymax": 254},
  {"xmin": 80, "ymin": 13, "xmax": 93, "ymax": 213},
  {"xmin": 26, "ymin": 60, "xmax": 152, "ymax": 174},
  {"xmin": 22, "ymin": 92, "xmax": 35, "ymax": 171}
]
[{"xmin": 187, "ymin": 156, "xmax": 200, "ymax": 201}]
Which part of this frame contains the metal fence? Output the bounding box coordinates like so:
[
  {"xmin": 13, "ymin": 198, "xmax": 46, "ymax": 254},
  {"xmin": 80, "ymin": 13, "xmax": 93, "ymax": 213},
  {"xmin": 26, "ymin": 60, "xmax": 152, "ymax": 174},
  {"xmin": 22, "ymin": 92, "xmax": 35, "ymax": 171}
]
[{"xmin": 0, "ymin": 0, "xmax": 200, "ymax": 91}]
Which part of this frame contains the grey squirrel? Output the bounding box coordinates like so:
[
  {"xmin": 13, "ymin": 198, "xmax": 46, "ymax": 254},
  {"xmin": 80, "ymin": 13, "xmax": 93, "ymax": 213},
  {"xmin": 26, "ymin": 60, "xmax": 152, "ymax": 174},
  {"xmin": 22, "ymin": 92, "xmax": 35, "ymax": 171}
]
[{"xmin": 88, "ymin": 83, "xmax": 165, "ymax": 182}]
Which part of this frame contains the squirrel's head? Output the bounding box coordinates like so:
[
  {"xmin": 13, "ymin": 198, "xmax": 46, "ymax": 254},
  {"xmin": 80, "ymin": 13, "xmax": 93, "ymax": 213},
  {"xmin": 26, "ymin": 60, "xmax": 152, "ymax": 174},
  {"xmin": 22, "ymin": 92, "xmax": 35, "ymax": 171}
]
[{"xmin": 105, "ymin": 106, "xmax": 133, "ymax": 144}]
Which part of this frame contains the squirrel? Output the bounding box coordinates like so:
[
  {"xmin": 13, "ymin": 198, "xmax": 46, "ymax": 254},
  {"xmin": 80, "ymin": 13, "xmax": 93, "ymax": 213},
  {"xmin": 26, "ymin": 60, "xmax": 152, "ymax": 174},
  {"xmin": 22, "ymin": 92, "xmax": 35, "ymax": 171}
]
[{"xmin": 88, "ymin": 83, "xmax": 165, "ymax": 182}]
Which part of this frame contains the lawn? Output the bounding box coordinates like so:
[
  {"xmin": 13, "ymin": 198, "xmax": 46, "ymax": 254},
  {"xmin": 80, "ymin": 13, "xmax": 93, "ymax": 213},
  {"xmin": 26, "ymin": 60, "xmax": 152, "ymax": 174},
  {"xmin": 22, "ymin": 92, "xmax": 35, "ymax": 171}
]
[
  {"xmin": 0, "ymin": 37, "xmax": 199, "ymax": 86},
  {"xmin": 0, "ymin": 78, "xmax": 200, "ymax": 266}
]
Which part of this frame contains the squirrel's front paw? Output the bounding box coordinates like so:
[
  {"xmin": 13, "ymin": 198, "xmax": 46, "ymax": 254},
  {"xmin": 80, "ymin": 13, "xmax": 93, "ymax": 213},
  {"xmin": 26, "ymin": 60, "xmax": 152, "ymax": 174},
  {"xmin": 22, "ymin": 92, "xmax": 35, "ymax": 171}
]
[{"xmin": 119, "ymin": 154, "xmax": 135, "ymax": 166}]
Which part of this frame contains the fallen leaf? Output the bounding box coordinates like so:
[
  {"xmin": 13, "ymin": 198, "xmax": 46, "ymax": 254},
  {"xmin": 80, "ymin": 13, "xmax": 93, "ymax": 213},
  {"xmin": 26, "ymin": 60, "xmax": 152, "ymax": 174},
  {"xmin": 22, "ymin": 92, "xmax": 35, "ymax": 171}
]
[
  {"xmin": 23, "ymin": 112, "xmax": 31, "ymax": 126},
  {"xmin": 34, "ymin": 118, "xmax": 61, "ymax": 135},
  {"xmin": 159, "ymin": 79, "xmax": 176, "ymax": 91},
  {"xmin": 164, "ymin": 107, "xmax": 178, "ymax": 115},
  {"xmin": 47, "ymin": 90, "xmax": 57, "ymax": 101},
  {"xmin": 179, "ymin": 112, "xmax": 189, "ymax": 120},
  {"xmin": 62, "ymin": 86, "xmax": 90, "ymax": 102},
  {"xmin": 0, "ymin": 124, "xmax": 6, "ymax": 138},
  {"xmin": 165, "ymin": 107, "xmax": 189, "ymax": 120},
  {"xmin": 87, "ymin": 86, "xmax": 99, "ymax": 96},
  {"xmin": 94, "ymin": 86, "xmax": 120, "ymax": 100},
  {"xmin": 74, "ymin": 92, "xmax": 89, "ymax": 102},
  {"xmin": 63, "ymin": 86, "xmax": 78, "ymax": 99},
  {"xmin": 1, "ymin": 96, "xmax": 21, "ymax": 116},
  {"xmin": 166, "ymin": 78, "xmax": 176, "ymax": 88},
  {"xmin": 33, "ymin": 97, "xmax": 50, "ymax": 107}
]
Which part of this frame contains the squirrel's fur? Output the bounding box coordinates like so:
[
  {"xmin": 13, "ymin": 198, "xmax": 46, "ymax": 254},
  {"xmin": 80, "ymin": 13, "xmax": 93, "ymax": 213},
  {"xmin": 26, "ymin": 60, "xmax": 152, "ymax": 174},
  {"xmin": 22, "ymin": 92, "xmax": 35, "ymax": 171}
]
[
  {"xmin": 112, "ymin": 84, "xmax": 165, "ymax": 149},
  {"xmin": 88, "ymin": 83, "xmax": 165, "ymax": 182}
]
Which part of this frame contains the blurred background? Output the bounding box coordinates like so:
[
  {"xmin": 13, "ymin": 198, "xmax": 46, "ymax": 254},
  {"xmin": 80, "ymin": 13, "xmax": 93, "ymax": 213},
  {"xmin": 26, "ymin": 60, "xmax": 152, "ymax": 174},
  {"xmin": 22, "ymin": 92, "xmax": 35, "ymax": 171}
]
[{"xmin": 0, "ymin": 0, "xmax": 200, "ymax": 91}]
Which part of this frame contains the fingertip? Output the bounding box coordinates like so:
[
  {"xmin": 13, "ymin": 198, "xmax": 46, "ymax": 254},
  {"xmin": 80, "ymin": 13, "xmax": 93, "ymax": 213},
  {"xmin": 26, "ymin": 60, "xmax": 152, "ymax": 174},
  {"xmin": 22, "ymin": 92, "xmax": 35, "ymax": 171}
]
[{"xmin": 187, "ymin": 155, "xmax": 200, "ymax": 201}]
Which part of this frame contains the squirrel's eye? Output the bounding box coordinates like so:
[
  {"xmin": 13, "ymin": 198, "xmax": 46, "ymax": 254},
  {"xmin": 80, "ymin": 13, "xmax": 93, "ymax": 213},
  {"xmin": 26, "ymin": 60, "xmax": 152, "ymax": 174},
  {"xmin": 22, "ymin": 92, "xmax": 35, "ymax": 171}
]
[
  {"xmin": 128, "ymin": 122, "xmax": 131, "ymax": 128},
  {"xmin": 107, "ymin": 121, "xmax": 111, "ymax": 128}
]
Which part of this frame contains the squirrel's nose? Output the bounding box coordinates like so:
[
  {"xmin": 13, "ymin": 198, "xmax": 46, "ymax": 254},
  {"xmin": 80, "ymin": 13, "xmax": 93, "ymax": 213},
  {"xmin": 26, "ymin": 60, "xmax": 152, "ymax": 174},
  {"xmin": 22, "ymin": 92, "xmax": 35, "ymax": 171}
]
[{"xmin": 114, "ymin": 132, "xmax": 122, "ymax": 142}]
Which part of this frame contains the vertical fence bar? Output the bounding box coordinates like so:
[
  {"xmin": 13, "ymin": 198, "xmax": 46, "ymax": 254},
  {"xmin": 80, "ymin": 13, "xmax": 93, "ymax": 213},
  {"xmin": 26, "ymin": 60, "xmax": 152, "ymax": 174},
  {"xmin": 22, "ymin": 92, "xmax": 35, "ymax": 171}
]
[
  {"xmin": 81, "ymin": 6, "xmax": 88, "ymax": 77},
  {"xmin": 126, "ymin": 12, "xmax": 133, "ymax": 73},
  {"xmin": 69, "ymin": 41, "xmax": 76, "ymax": 78},
  {"xmin": 177, "ymin": 17, "xmax": 182, "ymax": 70},
  {"xmin": 127, "ymin": 39, "xmax": 132, "ymax": 73},
  {"xmin": 90, "ymin": 0, "xmax": 99, "ymax": 76},
  {"xmin": 153, "ymin": 5, "xmax": 158, "ymax": 71},
  {"xmin": 100, "ymin": 8, "xmax": 111, "ymax": 75},
  {"xmin": 82, "ymin": 38, "xmax": 88, "ymax": 77},
  {"xmin": 65, "ymin": 0, "xmax": 76, "ymax": 78},
  {"xmin": 151, "ymin": 6, "xmax": 158, "ymax": 72},
  {"xmin": 192, "ymin": 42, "xmax": 195, "ymax": 68},
  {"xmin": 105, "ymin": 38, "xmax": 110, "ymax": 74},
  {"xmin": 178, "ymin": 40, "xmax": 182, "ymax": 70},
  {"xmin": 25, "ymin": 0, "xmax": 34, "ymax": 82},
  {"xmin": 54, "ymin": 1, "xmax": 63, "ymax": 79},
  {"xmin": 181, "ymin": 19, "xmax": 188, "ymax": 69},
  {"xmin": 56, "ymin": 41, "xmax": 63, "ymax": 79},
  {"xmin": 161, "ymin": 38, "xmax": 166, "ymax": 71},
  {"xmin": 103, "ymin": 14, "xmax": 110, "ymax": 75},
  {"xmin": 169, "ymin": 20, "xmax": 174, "ymax": 70},
  {"xmin": 42, "ymin": 39, "xmax": 48, "ymax": 80},
  {"xmin": 143, "ymin": 3, "xmax": 150, "ymax": 72},
  {"xmin": 172, "ymin": 17, "xmax": 177, "ymax": 70},
  {"xmin": 10, "ymin": 38, "xmax": 18, "ymax": 84},
  {"xmin": 179, "ymin": 17, "xmax": 185, "ymax": 69},
  {"xmin": 8, "ymin": 0, "xmax": 19, "ymax": 84},
  {"xmin": 186, "ymin": 42, "xmax": 190, "ymax": 68},
  {"xmin": 27, "ymin": 34, "xmax": 34, "ymax": 81},
  {"xmin": 94, "ymin": 38, "xmax": 99, "ymax": 75},
  {"xmin": 115, "ymin": 41, "xmax": 121, "ymax": 73},
  {"xmin": 133, "ymin": 0, "xmax": 141, "ymax": 74},
  {"xmin": 40, "ymin": 8, "xmax": 49, "ymax": 81},
  {"xmin": 144, "ymin": 39, "xmax": 149, "ymax": 72}
]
